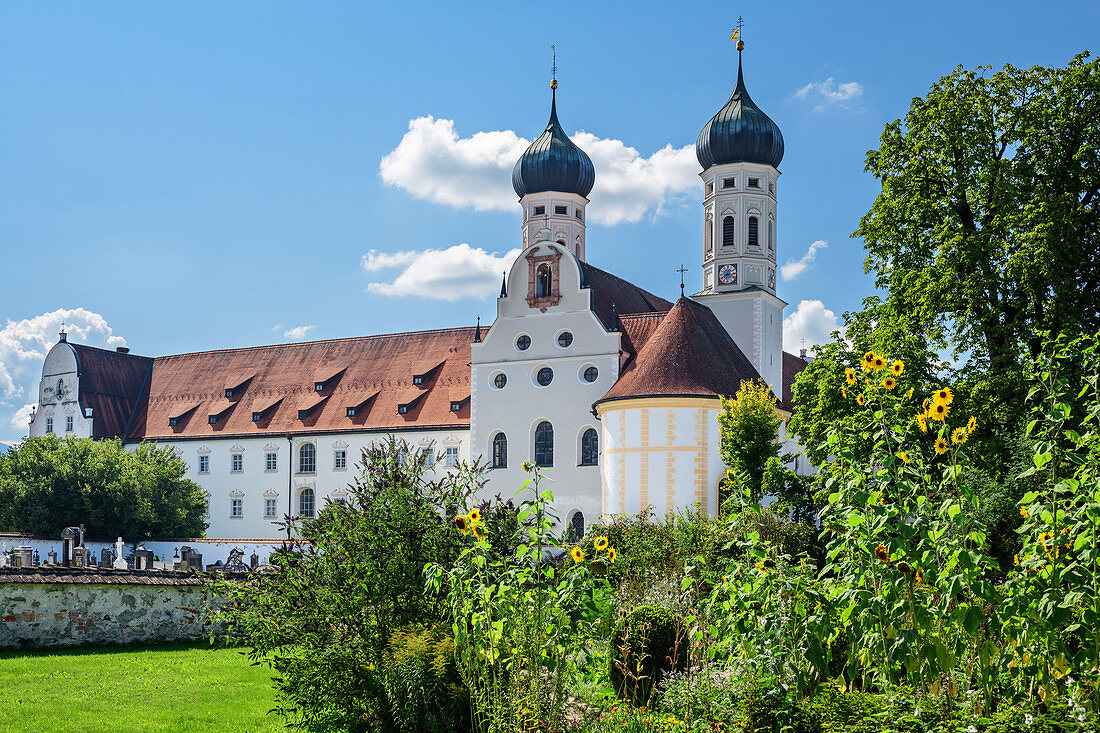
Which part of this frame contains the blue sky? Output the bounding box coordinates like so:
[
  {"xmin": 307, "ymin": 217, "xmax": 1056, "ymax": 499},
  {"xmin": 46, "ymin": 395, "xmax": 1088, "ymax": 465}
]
[{"xmin": 1, "ymin": 1, "xmax": 1097, "ymax": 442}]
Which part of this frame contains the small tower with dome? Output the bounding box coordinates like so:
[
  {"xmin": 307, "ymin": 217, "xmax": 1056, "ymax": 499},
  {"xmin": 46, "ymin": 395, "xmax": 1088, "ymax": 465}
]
[{"xmin": 692, "ymin": 32, "xmax": 786, "ymax": 397}]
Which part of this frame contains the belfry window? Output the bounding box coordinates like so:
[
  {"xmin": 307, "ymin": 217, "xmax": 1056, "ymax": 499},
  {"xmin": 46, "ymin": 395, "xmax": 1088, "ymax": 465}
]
[
  {"xmin": 704, "ymin": 218, "xmax": 713, "ymax": 256},
  {"xmin": 535, "ymin": 263, "xmax": 552, "ymax": 298},
  {"xmin": 768, "ymin": 220, "xmax": 775, "ymax": 251},
  {"xmin": 722, "ymin": 216, "xmax": 736, "ymax": 248},
  {"xmin": 555, "ymin": 205, "xmax": 567, "ymax": 215},
  {"xmin": 534, "ymin": 421, "xmax": 554, "ymax": 467},
  {"xmin": 748, "ymin": 216, "xmax": 759, "ymax": 248},
  {"xmin": 492, "ymin": 432, "xmax": 507, "ymax": 468}
]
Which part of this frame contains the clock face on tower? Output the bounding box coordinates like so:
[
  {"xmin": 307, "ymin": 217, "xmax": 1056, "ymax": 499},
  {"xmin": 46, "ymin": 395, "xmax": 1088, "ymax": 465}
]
[{"xmin": 718, "ymin": 264, "xmax": 737, "ymax": 285}]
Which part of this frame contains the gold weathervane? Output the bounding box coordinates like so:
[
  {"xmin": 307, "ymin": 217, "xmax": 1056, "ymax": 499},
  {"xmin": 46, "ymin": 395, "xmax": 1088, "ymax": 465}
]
[
  {"xmin": 731, "ymin": 16, "xmax": 745, "ymax": 51},
  {"xmin": 550, "ymin": 45, "xmax": 557, "ymax": 90}
]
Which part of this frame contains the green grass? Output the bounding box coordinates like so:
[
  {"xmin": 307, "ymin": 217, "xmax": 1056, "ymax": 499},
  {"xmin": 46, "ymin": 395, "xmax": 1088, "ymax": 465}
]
[{"xmin": 0, "ymin": 642, "xmax": 283, "ymax": 733}]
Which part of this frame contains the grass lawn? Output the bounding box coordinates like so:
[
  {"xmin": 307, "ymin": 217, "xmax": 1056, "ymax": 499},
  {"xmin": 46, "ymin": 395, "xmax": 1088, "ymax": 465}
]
[{"xmin": 0, "ymin": 642, "xmax": 283, "ymax": 733}]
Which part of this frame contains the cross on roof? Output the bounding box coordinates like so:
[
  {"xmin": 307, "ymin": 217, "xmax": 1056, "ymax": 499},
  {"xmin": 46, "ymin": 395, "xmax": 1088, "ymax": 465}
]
[{"xmin": 677, "ymin": 265, "xmax": 688, "ymax": 295}]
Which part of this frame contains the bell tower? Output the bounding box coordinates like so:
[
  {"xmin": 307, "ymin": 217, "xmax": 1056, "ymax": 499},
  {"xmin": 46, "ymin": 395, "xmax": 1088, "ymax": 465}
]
[{"xmin": 692, "ymin": 33, "xmax": 786, "ymax": 397}]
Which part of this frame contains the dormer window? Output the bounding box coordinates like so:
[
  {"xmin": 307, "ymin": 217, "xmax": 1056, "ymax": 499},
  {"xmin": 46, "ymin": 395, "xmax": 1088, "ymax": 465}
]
[
  {"xmin": 534, "ymin": 205, "xmax": 545, "ymax": 216},
  {"xmin": 346, "ymin": 407, "xmax": 356, "ymax": 417},
  {"xmin": 297, "ymin": 409, "xmax": 311, "ymax": 420},
  {"xmin": 225, "ymin": 388, "xmax": 235, "ymax": 398},
  {"xmin": 169, "ymin": 417, "xmax": 180, "ymax": 427},
  {"xmin": 251, "ymin": 412, "xmax": 263, "ymax": 422},
  {"xmin": 413, "ymin": 375, "xmax": 424, "ymax": 385},
  {"xmin": 450, "ymin": 401, "xmax": 462, "ymax": 412},
  {"xmin": 398, "ymin": 404, "xmax": 409, "ymax": 415},
  {"xmin": 208, "ymin": 415, "xmax": 219, "ymax": 425},
  {"xmin": 554, "ymin": 205, "xmax": 567, "ymax": 215},
  {"xmin": 748, "ymin": 177, "xmax": 760, "ymax": 188},
  {"xmin": 314, "ymin": 382, "xmax": 325, "ymax": 392}
]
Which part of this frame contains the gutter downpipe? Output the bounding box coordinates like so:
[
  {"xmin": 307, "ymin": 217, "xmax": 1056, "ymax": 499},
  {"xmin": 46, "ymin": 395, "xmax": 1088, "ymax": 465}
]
[{"xmin": 287, "ymin": 433, "xmax": 293, "ymax": 542}]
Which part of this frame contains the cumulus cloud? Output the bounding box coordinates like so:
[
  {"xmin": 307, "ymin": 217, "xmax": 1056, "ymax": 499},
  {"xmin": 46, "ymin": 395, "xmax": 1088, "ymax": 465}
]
[
  {"xmin": 363, "ymin": 243, "xmax": 521, "ymax": 301},
  {"xmin": 783, "ymin": 299, "xmax": 841, "ymax": 353},
  {"xmin": 780, "ymin": 240, "xmax": 828, "ymax": 281},
  {"xmin": 0, "ymin": 308, "xmax": 126, "ymax": 440},
  {"xmin": 379, "ymin": 116, "xmax": 698, "ymax": 226},
  {"xmin": 283, "ymin": 325, "xmax": 316, "ymax": 340},
  {"xmin": 793, "ymin": 78, "xmax": 864, "ymax": 111}
]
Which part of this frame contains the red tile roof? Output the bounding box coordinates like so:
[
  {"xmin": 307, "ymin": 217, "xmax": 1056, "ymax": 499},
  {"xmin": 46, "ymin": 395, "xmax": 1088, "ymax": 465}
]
[
  {"xmin": 595, "ymin": 297, "xmax": 763, "ymax": 406},
  {"xmin": 70, "ymin": 344, "xmax": 153, "ymax": 440},
  {"xmin": 122, "ymin": 327, "xmax": 479, "ymax": 441},
  {"xmin": 782, "ymin": 351, "xmax": 808, "ymax": 408},
  {"xmin": 583, "ymin": 263, "xmax": 673, "ymax": 330}
]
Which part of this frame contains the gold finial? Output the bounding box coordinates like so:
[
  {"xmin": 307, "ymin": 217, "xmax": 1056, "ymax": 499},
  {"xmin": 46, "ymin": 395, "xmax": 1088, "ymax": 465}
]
[
  {"xmin": 732, "ymin": 16, "xmax": 745, "ymax": 51},
  {"xmin": 550, "ymin": 45, "xmax": 557, "ymax": 90}
]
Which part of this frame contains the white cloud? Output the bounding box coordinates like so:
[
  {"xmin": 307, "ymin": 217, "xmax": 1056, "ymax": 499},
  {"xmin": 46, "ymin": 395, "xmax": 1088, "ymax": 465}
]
[
  {"xmin": 0, "ymin": 308, "xmax": 126, "ymax": 440},
  {"xmin": 780, "ymin": 240, "xmax": 827, "ymax": 281},
  {"xmin": 9, "ymin": 404, "xmax": 35, "ymax": 433},
  {"xmin": 363, "ymin": 243, "xmax": 521, "ymax": 301},
  {"xmin": 379, "ymin": 116, "xmax": 698, "ymax": 226},
  {"xmin": 793, "ymin": 78, "xmax": 864, "ymax": 111},
  {"xmin": 283, "ymin": 325, "xmax": 316, "ymax": 340},
  {"xmin": 783, "ymin": 299, "xmax": 841, "ymax": 353}
]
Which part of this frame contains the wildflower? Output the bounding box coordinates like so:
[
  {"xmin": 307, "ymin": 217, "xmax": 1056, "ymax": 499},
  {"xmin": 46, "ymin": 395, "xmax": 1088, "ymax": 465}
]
[
  {"xmin": 467, "ymin": 508, "xmax": 481, "ymax": 522},
  {"xmin": 929, "ymin": 402, "xmax": 950, "ymax": 421},
  {"xmin": 875, "ymin": 544, "xmax": 889, "ymax": 562},
  {"xmin": 607, "ymin": 547, "xmax": 616, "ymax": 563},
  {"xmin": 1014, "ymin": 554, "xmax": 1019, "ymax": 565},
  {"xmin": 915, "ymin": 413, "xmax": 928, "ymax": 433},
  {"xmin": 883, "ymin": 376, "xmax": 897, "ymax": 390},
  {"xmin": 454, "ymin": 515, "xmax": 470, "ymax": 534},
  {"xmin": 594, "ymin": 536, "xmax": 609, "ymax": 551},
  {"xmin": 1020, "ymin": 506, "xmax": 1029, "ymax": 518},
  {"xmin": 873, "ymin": 354, "xmax": 886, "ymax": 370},
  {"xmin": 968, "ymin": 726, "xmax": 978, "ymax": 733},
  {"xmin": 951, "ymin": 427, "xmax": 967, "ymax": 444},
  {"xmin": 570, "ymin": 546, "xmax": 584, "ymax": 563},
  {"xmin": 915, "ymin": 569, "xmax": 923, "ymax": 583},
  {"xmin": 862, "ymin": 351, "xmax": 877, "ymax": 371},
  {"xmin": 1025, "ymin": 713, "xmax": 1033, "ymax": 726},
  {"xmin": 898, "ymin": 451, "xmax": 909, "ymax": 464},
  {"xmin": 857, "ymin": 393, "xmax": 866, "ymax": 406},
  {"xmin": 845, "ymin": 367, "xmax": 857, "ymax": 385},
  {"xmin": 932, "ymin": 386, "xmax": 953, "ymax": 406},
  {"xmin": 891, "ymin": 360, "xmax": 904, "ymax": 376},
  {"xmin": 934, "ymin": 437, "xmax": 949, "ymax": 455},
  {"xmin": 966, "ymin": 415, "xmax": 977, "ymax": 434}
]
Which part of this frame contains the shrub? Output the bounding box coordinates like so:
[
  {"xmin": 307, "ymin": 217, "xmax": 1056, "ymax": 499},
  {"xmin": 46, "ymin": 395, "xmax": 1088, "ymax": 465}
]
[
  {"xmin": 384, "ymin": 624, "xmax": 469, "ymax": 733},
  {"xmin": 609, "ymin": 605, "xmax": 688, "ymax": 707},
  {"xmin": 740, "ymin": 676, "xmax": 822, "ymax": 733}
]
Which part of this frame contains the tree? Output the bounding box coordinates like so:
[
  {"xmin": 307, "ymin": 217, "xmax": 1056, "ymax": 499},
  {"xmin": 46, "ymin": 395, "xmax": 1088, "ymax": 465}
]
[
  {"xmin": 854, "ymin": 52, "xmax": 1100, "ymax": 455},
  {"xmin": 718, "ymin": 380, "xmax": 782, "ymax": 504},
  {"xmin": 0, "ymin": 435, "xmax": 206, "ymax": 538}
]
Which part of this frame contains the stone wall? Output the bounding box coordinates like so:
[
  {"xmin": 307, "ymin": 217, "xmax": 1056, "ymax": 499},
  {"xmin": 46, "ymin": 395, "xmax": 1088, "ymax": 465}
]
[{"xmin": 0, "ymin": 568, "xmax": 221, "ymax": 648}]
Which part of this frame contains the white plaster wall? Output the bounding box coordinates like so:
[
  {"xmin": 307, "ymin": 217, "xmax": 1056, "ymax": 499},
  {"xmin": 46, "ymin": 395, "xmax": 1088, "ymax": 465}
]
[
  {"xmin": 28, "ymin": 342, "xmax": 92, "ymax": 439},
  {"xmin": 693, "ymin": 289, "xmax": 786, "ymax": 399},
  {"xmin": 520, "ymin": 192, "xmax": 588, "ymax": 260}
]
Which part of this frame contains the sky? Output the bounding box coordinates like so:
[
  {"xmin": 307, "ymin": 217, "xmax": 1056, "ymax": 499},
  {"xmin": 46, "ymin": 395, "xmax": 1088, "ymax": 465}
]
[{"xmin": 1, "ymin": 1, "xmax": 1097, "ymax": 443}]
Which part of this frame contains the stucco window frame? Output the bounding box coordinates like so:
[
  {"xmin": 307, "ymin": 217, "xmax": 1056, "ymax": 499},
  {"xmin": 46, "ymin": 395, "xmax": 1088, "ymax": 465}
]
[{"xmin": 524, "ymin": 247, "xmax": 563, "ymax": 310}]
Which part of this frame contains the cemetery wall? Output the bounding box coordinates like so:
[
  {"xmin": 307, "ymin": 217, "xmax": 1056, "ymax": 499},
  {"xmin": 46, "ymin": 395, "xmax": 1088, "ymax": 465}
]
[{"xmin": 0, "ymin": 568, "xmax": 223, "ymax": 648}]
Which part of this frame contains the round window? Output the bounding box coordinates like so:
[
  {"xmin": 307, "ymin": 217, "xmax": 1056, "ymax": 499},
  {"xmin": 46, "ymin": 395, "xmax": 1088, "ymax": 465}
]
[
  {"xmin": 583, "ymin": 366, "xmax": 599, "ymax": 383},
  {"xmin": 516, "ymin": 335, "xmax": 531, "ymax": 351},
  {"xmin": 557, "ymin": 331, "xmax": 573, "ymax": 348},
  {"xmin": 493, "ymin": 373, "xmax": 507, "ymax": 389},
  {"xmin": 536, "ymin": 367, "xmax": 554, "ymax": 386}
]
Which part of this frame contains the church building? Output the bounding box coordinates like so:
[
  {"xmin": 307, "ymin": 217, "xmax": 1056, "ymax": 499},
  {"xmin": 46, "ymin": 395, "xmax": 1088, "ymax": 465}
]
[{"xmin": 27, "ymin": 43, "xmax": 810, "ymax": 541}]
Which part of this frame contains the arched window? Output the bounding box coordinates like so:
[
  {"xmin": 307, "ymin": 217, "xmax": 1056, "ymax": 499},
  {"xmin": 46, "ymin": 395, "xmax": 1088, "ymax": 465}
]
[
  {"xmin": 748, "ymin": 216, "xmax": 759, "ymax": 248},
  {"xmin": 569, "ymin": 511, "xmax": 585, "ymax": 540},
  {"xmin": 534, "ymin": 421, "xmax": 554, "ymax": 467},
  {"xmin": 704, "ymin": 217, "xmax": 713, "ymax": 256},
  {"xmin": 580, "ymin": 428, "xmax": 599, "ymax": 466},
  {"xmin": 492, "ymin": 432, "xmax": 507, "ymax": 469},
  {"xmin": 299, "ymin": 443, "xmax": 316, "ymax": 473},
  {"xmin": 535, "ymin": 263, "xmax": 552, "ymax": 298},
  {"xmin": 299, "ymin": 488, "xmax": 315, "ymax": 518},
  {"xmin": 56, "ymin": 379, "xmax": 64, "ymax": 400},
  {"xmin": 768, "ymin": 219, "xmax": 775, "ymax": 251},
  {"xmin": 722, "ymin": 216, "xmax": 736, "ymax": 248}
]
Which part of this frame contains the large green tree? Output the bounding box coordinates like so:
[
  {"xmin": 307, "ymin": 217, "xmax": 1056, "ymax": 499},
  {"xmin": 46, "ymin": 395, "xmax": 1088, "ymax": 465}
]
[
  {"xmin": 855, "ymin": 52, "xmax": 1100, "ymax": 449},
  {"xmin": 0, "ymin": 435, "xmax": 207, "ymax": 538},
  {"xmin": 718, "ymin": 379, "xmax": 783, "ymax": 504}
]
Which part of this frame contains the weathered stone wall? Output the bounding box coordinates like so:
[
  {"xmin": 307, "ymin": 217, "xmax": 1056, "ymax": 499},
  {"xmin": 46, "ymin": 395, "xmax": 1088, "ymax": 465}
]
[{"xmin": 0, "ymin": 569, "xmax": 219, "ymax": 648}]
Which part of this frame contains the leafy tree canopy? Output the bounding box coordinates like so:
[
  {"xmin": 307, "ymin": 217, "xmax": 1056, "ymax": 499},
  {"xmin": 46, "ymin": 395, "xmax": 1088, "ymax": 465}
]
[
  {"xmin": 718, "ymin": 379, "xmax": 783, "ymax": 504},
  {"xmin": 0, "ymin": 435, "xmax": 207, "ymax": 539}
]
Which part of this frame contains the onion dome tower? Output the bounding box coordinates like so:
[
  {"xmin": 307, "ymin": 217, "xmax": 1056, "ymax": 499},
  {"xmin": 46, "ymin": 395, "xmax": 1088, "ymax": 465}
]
[
  {"xmin": 512, "ymin": 72, "xmax": 595, "ymax": 261},
  {"xmin": 691, "ymin": 36, "xmax": 786, "ymax": 400}
]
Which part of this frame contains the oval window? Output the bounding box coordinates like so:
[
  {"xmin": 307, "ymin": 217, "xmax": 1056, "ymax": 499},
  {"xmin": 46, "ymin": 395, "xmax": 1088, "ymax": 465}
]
[
  {"xmin": 516, "ymin": 335, "xmax": 531, "ymax": 351},
  {"xmin": 583, "ymin": 366, "xmax": 599, "ymax": 383},
  {"xmin": 557, "ymin": 331, "xmax": 573, "ymax": 348},
  {"xmin": 493, "ymin": 373, "xmax": 507, "ymax": 389},
  {"xmin": 536, "ymin": 367, "xmax": 554, "ymax": 386}
]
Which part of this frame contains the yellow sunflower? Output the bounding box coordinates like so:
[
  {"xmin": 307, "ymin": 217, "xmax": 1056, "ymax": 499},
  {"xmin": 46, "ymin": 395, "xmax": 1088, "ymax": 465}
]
[
  {"xmin": 472, "ymin": 523, "xmax": 487, "ymax": 542},
  {"xmin": 570, "ymin": 546, "xmax": 584, "ymax": 563},
  {"xmin": 845, "ymin": 367, "xmax": 857, "ymax": 385},
  {"xmin": 862, "ymin": 351, "xmax": 877, "ymax": 371},
  {"xmin": 951, "ymin": 427, "xmax": 967, "ymax": 445},
  {"xmin": 874, "ymin": 544, "xmax": 889, "ymax": 562},
  {"xmin": 872, "ymin": 354, "xmax": 886, "ymax": 371},
  {"xmin": 467, "ymin": 508, "xmax": 481, "ymax": 523},
  {"xmin": 883, "ymin": 376, "xmax": 897, "ymax": 390},
  {"xmin": 929, "ymin": 402, "xmax": 950, "ymax": 422},
  {"xmin": 932, "ymin": 387, "xmax": 953, "ymax": 406},
  {"xmin": 966, "ymin": 416, "xmax": 977, "ymax": 434},
  {"xmin": 856, "ymin": 393, "xmax": 866, "ymax": 406},
  {"xmin": 891, "ymin": 360, "xmax": 904, "ymax": 376},
  {"xmin": 915, "ymin": 413, "xmax": 929, "ymax": 433},
  {"xmin": 607, "ymin": 547, "xmax": 616, "ymax": 564},
  {"xmin": 934, "ymin": 437, "xmax": 949, "ymax": 455},
  {"xmin": 454, "ymin": 515, "xmax": 470, "ymax": 534},
  {"xmin": 594, "ymin": 536, "xmax": 609, "ymax": 551}
]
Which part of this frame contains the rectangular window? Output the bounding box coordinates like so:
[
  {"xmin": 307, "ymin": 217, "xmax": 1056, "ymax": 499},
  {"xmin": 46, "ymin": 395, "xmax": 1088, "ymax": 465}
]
[
  {"xmin": 209, "ymin": 415, "xmax": 218, "ymax": 425},
  {"xmin": 225, "ymin": 388, "xmax": 234, "ymax": 398},
  {"xmin": 45, "ymin": 418, "xmax": 53, "ymax": 433},
  {"xmin": 533, "ymin": 205, "xmax": 545, "ymax": 216},
  {"xmin": 346, "ymin": 407, "xmax": 356, "ymax": 417},
  {"xmin": 748, "ymin": 177, "xmax": 760, "ymax": 188},
  {"xmin": 231, "ymin": 453, "xmax": 243, "ymax": 472},
  {"xmin": 705, "ymin": 182, "xmax": 714, "ymax": 197},
  {"xmin": 554, "ymin": 205, "xmax": 567, "ymax": 215},
  {"xmin": 265, "ymin": 499, "xmax": 277, "ymax": 518},
  {"xmin": 445, "ymin": 447, "xmax": 459, "ymax": 467},
  {"xmin": 231, "ymin": 499, "xmax": 243, "ymax": 518},
  {"xmin": 265, "ymin": 452, "xmax": 277, "ymax": 471},
  {"xmin": 252, "ymin": 412, "xmax": 262, "ymax": 422},
  {"xmin": 769, "ymin": 182, "xmax": 775, "ymax": 194},
  {"xmin": 420, "ymin": 448, "xmax": 434, "ymax": 467},
  {"xmin": 334, "ymin": 450, "xmax": 346, "ymax": 470},
  {"xmin": 314, "ymin": 382, "xmax": 325, "ymax": 392},
  {"xmin": 450, "ymin": 401, "xmax": 462, "ymax": 412},
  {"xmin": 198, "ymin": 455, "xmax": 209, "ymax": 473},
  {"xmin": 65, "ymin": 416, "xmax": 73, "ymax": 432},
  {"xmin": 413, "ymin": 375, "xmax": 423, "ymax": 385},
  {"xmin": 398, "ymin": 405, "xmax": 409, "ymax": 414},
  {"xmin": 575, "ymin": 208, "xmax": 583, "ymax": 221},
  {"xmin": 722, "ymin": 177, "xmax": 736, "ymax": 188}
]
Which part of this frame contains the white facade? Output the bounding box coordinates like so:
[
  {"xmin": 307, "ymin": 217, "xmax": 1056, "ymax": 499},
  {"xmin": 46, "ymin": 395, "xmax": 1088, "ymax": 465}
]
[
  {"xmin": 520, "ymin": 192, "xmax": 589, "ymax": 261},
  {"xmin": 30, "ymin": 338, "xmax": 94, "ymax": 440}
]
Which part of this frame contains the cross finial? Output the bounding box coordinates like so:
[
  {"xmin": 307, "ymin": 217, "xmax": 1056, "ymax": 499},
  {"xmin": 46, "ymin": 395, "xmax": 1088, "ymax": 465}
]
[
  {"xmin": 731, "ymin": 16, "xmax": 745, "ymax": 51},
  {"xmin": 677, "ymin": 265, "xmax": 688, "ymax": 296},
  {"xmin": 550, "ymin": 45, "xmax": 557, "ymax": 90}
]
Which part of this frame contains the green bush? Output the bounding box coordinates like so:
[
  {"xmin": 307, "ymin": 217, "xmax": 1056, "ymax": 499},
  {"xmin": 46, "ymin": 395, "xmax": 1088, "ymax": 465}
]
[
  {"xmin": 741, "ymin": 676, "xmax": 822, "ymax": 733},
  {"xmin": 384, "ymin": 624, "xmax": 469, "ymax": 733},
  {"xmin": 727, "ymin": 507, "xmax": 825, "ymax": 569},
  {"xmin": 608, "ymin": 605, "xmax": 687, "ymax": 707}
]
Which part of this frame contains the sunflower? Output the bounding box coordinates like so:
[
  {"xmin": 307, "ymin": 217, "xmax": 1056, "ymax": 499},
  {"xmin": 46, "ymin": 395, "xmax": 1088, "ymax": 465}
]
[
  {"xmin": 607, "ymin": 547, "xmax": 617, "ymax": 564},
  {"xmin": 951, "ymin": 427, "xmax": 967, "ymax": 445},
  {"xmin": 874, "ymin": 544, "xmax": 889, "ymax": 562},
  {"xmin": 883, "ymin": 376, "xmax": 897, "ymax": 390},
  {"xmin": 454, "ymin": 514, "xmax": 470, "ymax": 534},
  {"xmin": 862, "ymin": 351, "xmax": 877, "ymax": 371},
  {"xmin": 570, "ymin": 546, "xmax": 585, "ymax": 563},
  {"xmin": 467, "ymin": 508, "xmax": 481, "ymax": 523},
  {"xmin": 898, "ymin": 451, "xmax": 910, "ymax": 464},
  {"xmin": 897, "ymin": 561, "xmax": 912, "ymax": 575},
  {"xmin": 929, "ymin": 402, "xmax": 950, "ymax": 422},
  {"xmin": 891, "ymin": 360, "xmax": 904, "ymax": 376},
  {"xmin": 594, "ymin": 536, "xmax": 609, "ymax": 551},
  {"xmin": 857, "ymin": 393, "xmax": 866, "ymax": 406},
  {"xmin": 934, "ymin": 437, "xmax": 949, "ymax": 455},
  {"xmin": 845, "ymin": 367, "xmax": 857, "ymax": 385},
  {"xmin": 915, "ymin": 413, "xmax": 929, "ymax": 433},
  {"xmin": 872, "ymin": 354, "xmax": 886, "ymax": 371},
  {"xmin": 472, "ymin": 523, "xmax": 487, "ymax": 542},
  {"xmin": 932, "ymin": 387, "xmax": 953, "ymax": 406},
  {"xmin": 967, "ymin": 416, "xmax": 977, "ymax": 434}
]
